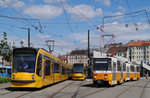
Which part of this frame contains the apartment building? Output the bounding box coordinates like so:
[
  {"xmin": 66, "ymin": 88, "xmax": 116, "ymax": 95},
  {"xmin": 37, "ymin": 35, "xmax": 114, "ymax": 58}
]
[{"xmin": 67, "ymin": 50, "xmax": 88, "ymax": 66}]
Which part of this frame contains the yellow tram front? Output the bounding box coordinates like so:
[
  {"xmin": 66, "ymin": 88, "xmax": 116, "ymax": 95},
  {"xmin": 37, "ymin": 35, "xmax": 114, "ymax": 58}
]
[
  {"xmin": 72, "ymin": 63, "xmax": 85, "ymax": 80},
  {"xmin": 93, "ymin": 58, "xmax": 113, "ymax": 86},
  {"xmin": 11, "ymin": 47, "xmax": 40, "ymax": 88}
]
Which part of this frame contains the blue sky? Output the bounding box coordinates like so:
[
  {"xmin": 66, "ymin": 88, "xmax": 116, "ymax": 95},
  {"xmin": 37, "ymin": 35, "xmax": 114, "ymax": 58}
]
[{"xmin": 0, "ymin": 0, "xmax": 150, "ymax": 55}]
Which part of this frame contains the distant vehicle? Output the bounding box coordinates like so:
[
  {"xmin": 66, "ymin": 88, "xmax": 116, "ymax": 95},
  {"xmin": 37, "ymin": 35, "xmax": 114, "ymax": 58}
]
[
  {"xmin": 92, "ymin": 56, "xmax": 140, "ymax": 86},
  {"xmin": 72, "ymin": 63, "xmax": 86, "ymax": 80},
  {"xmin": 0, "ymin": 66, "xmax": 11, "ymax": 77},
  {"xmin": 11, "ymin": 47, "xmax": 72, "ymax": 88}
]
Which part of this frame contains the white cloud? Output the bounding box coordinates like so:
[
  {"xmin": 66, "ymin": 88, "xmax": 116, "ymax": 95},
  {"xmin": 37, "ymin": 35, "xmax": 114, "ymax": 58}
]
[
  {"xmin": 24, "ymin": 5, "xmax": 63, "ymax": 19},
  {"xmin": 12, "ymin": 1, "xmax": 25, "ymax": 8},
  {"xmin": 55, "ymin": 40, "xmax": 73, "ymax": 47},
  {"xmin": 112, "ymin": 12, "xmax": 124, "ymax": 20},
  {"xmin": 97, "ymin": 22, "xmax": 150, "ymax": 43},
  {"xmin": 96, "ymin": 0, "xmax": 111, "ymax": 7},
  {"xmin": 28, "ymin": 0, "xmax": 35, "ymax": 3},
  {"xmin": 44, "ymin": 0, "xmax": 66, "ymax": 3},
  {"xmin": 0, "ymin": 0, "xmax": 25, "ymax": 8},
  {"xmin": 37, "ymin": 34, "xmax": 50, "ymax": 38},
  {"xmin": 65, "ymin": 4, "xmax": 103, "ymax": 21},
  {"xmin": 117, "ymin": 5, "xmax": 126, "ymax": 12},
  {"xmin": 0, "ymin": 0, "xmax": 11, "ymax": 7}
]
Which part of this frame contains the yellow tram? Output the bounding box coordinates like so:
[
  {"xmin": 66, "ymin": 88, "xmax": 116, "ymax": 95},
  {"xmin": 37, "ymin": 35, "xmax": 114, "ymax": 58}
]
[
  {"xmin": 93, "ymin": 56, "xmax": 140, "ymax": 86},
  {"xmin": 11, "ymin": 47, "xmax": 72, "ymax": 88},
  {"xmin": 72, "ymin": 63, "xmax": 86, "ymax": 80}
]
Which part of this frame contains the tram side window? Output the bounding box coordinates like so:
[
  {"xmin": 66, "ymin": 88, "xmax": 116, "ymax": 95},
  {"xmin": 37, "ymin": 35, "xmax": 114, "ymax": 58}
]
[
  {"xmin": 8, "ymin": 69, "xmax": 11, "ymax": 77},
  {"xmin": 0, "ymin": 68, "xmax": 2, "ymax": 73},
  {"xmin": 123, "ymin": 63, "xmax": 126, "ymax": 71},
  {"xmin": 136, "ymin": 66, "xmax": 140, "ymax": 72},
  {"xmin": 66, "ymin": 68, "xmax": 69, "ymax": 75},
  {"xmin": 62, "ymin": 66, "xmax": 65, "ymax": 75},
  {"xmin": 0, "ymin": 68, "xmax": 6, "ymax": 73},
  {"xmin": 130, "ymin": 65, "xmax": 134, "ymax": 72},
  {"xmin": 113, "ymin": 62, "xmax": 116, "ymax": 71},
  {"xmin": 36, "ymin": 54, "xmax": 42, "ymax": 76},
  {"xmin": 117, "ymin": 60, "xmax": 121, "ymax": 71},
  {"xmin": 54, "ymin": 63, "xmax": 59, "ymax": 73},
  {"xmin": 45, "ymin": 60, "xmax": 51, "ymax": 75}
]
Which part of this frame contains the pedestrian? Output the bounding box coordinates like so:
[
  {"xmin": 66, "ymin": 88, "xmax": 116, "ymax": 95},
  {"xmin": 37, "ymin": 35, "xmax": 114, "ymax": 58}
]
[{"xmin": 145, "ymin": 72, "xmax": 148, "ymax": 80}]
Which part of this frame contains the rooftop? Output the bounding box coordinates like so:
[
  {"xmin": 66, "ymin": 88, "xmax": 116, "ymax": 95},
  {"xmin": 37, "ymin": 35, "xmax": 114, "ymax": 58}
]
[
  {"xmin": 127, "ymin": 40, "xmax": 150, "ymax": 46},
  {"xmin": 69, "ymin": 50, "xmax": 88, "ymax": 55}
]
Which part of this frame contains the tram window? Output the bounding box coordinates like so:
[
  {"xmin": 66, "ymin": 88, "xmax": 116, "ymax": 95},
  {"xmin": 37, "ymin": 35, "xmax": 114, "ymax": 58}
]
[
  {"xmin": 36, "ymin": 54, "xmax": 42, "ymax": 76},
  {"xmin": 113, "ymin": 62, "xmax": 116, "ymax": 71},
  {"xmin": 117, "ymin": 60, "xmax": 121, "ymax": 71},
  {"xmin": 123, "ymin": 63, "xmax": 126, "ymax": 71},
  {"xmin": 117, "ymin": 65, "xmax": 121, "ymax": 71},
  {"xmin": 66, "ymin": 68, "xmax": 69, "ymax": 74},
  {"xmin": 54, "ymin": 63, "xmax": 60, "ymax": 73},
  {"xmin": 136, "ymin": 66, "xmax": 140, "ymax": 72},
  {"xmin": 8, "ymin": 69, "xmax": 11, "ymax": 77},
  {"xmin": 0, "ymin": 68, "xmax": 2, "ymax": 73},
  {"xmin": 62, "ymin": 66, "xmax": 65, "ymax": 75},
  {"xmin": 45, "ymin": 60, "xmax": 51, "ymax": 75},
  {"xmin": 130, "ymin": 65, "xmax": 134, "ymax": 72},
  {"xmin": 127, "ymin": 66, "xmax": 129, "ymax": 72}
]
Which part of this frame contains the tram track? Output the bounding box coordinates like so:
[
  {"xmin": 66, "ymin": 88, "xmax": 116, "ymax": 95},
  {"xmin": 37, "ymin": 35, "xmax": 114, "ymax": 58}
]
[
  {"xmin": 47, "ymin": 81, "xmax": 74, "ymax": 98},
  {"xmin": 80, "ymin": 87, "xmax": 108, "ymax": 98},
  {"xmin": 15, "ymin": 91, "xmax": 34, "ymax": 98},
  {"xmin": 71, "ymin": 81, "xmax": 83, "ymax": 98},
  {"xmin": 116, "ymin": 81, "xmax": 142, "ymax": 98},
  {"xmin": 140, "ymin": 80, "xmax": 149, "ymax": 98}
]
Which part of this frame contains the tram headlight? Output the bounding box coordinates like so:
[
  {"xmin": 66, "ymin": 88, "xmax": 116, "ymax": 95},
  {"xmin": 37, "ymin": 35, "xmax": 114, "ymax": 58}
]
[
  {"xmin": 32, "ymin": 75, "xmax": 34, "ymax": 79},
  {"xmin": 13, "ymin": 75, "xmax": 15, "ymax": 79},
  {"xmin": 104, "ymin": 76, "xmax": 107, "ymax": 79},
  {"xmin": 94, "ymin": 76, "xmax": 97, "ymax": 78}
]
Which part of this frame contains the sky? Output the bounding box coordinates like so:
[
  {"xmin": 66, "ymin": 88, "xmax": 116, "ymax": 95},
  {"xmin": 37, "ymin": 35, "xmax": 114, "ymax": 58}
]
[{"xmin": 0, "ymin": 0, "xmax": 150, "ymax": 55}]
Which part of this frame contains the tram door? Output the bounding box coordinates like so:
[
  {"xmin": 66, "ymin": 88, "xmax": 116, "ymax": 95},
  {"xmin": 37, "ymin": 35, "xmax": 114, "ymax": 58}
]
[
  {"xmin": 127, "ymin": 67, "xmax": 129, "ymax": 79},
  {"xmin": 112, "ymin": 62, "xmax": 116, "ymax": 84},
  {"xmin": 42, "ymin": 59, "xmax": 53, "ymax": 86},
  {"xmin": 42, "ymin": 59, "xmax": 45, "ymax": 81}
]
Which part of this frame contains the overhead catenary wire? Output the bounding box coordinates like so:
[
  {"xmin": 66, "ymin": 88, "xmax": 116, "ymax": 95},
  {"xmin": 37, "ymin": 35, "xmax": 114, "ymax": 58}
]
[
  {"xmin": 101, "ymin": 9, "xmax": 150, "ymax": 27},
  {"xmin": 59, "ymin": 0, "xmax": 77, "ymax": 48},
  {"xmin": 0, "ymin": 0, "xmax": 22, "ymax": 12},
  {"xmin": 2, "ymin": 0, "xmax": 43, "ymax": 32},
  {"xmin": 64, "ymin": 0, "xmax": 98, "ymax": 28}
]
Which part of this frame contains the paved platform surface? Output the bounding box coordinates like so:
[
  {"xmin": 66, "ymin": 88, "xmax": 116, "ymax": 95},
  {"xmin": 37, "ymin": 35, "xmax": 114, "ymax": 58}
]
[{"xmin": 0, "ymin": 77, "xmax": 150, "ymax": 98}]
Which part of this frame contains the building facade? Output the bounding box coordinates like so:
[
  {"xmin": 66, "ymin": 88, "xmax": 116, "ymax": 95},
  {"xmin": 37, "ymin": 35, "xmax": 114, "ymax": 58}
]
[
  {"xmin": 106, "ymin": 43, "xmax": 127, "ymax": 58},
  {"xmin": 67, "ymin": 50, "xmax": 88, "ymax": 67},
  {"xmin": 127, "ymin": 40, "xmax": 150, "ymax": 63}
]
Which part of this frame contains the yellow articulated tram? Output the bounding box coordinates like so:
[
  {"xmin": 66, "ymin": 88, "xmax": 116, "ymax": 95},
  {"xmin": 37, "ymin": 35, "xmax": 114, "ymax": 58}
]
[
  {"xmin": 93, "ymin": 56, "xmax": 140, "ymax": 86},
  {"xmin": 72, "ymin": 63, "xmax": 86, "ymax": 80},
  {"xmin": 11, "ymin": 47, "xmax": 72, "ymax": 88}
]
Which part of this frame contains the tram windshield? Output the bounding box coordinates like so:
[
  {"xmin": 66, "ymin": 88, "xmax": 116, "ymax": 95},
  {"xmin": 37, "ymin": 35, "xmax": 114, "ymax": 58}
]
[
  {"xmin": 94, "ymin": 58, "xmax": 111, "ymax": 71},
  {"xmin": 74, "ymin": 64, "xmax": 83, "ymax": 73},
  {"xmin": 13, "ymin": 54, "xmax": 36, "ymax": 73}
]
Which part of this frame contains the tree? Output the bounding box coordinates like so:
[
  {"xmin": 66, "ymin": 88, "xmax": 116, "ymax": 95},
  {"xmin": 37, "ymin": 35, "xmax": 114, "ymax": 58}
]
[
  {"xmin": 20, "ymin": 40, "xmax": 24, "ymax": 47},
  {"xmin": 0, "ymin": 32, "xmax": 11, "ymax": 62}
]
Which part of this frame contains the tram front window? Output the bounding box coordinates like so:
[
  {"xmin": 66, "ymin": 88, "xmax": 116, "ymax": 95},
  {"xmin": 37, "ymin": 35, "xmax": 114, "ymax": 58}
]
[
  {"xmin": 13, "ymin": 54, "xmax": 36, "ymax": 73},
  {"xmin": 94, "ymin": 61, "xmax": 110, "ymax": 71},
  {"xmin": 74, "ymin": 64, "xmax": 83, "ymax": 73}
]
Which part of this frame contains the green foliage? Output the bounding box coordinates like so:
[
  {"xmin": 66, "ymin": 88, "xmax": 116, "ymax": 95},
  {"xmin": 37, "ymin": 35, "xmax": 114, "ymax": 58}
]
[
  {"xmin": 0, "ymin": 32, "xmax": 12, "ymax": 62},
  {"xmin": 0, "ymin": 77, "xmax": 11, "ymax": 84}
]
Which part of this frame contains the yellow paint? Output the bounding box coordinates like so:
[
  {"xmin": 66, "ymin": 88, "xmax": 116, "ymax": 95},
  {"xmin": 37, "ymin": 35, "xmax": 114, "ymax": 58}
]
[
  {"xmin": 11, "ymin": 48, "xmax": 72, "ymax": 88},
  {"xmin": 93, "ymin": 73, "xmax": 112, "ymax": 85},
  {"xmin": 72, "ymin": 73, "xmax": 85, "ymax": 80}
]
